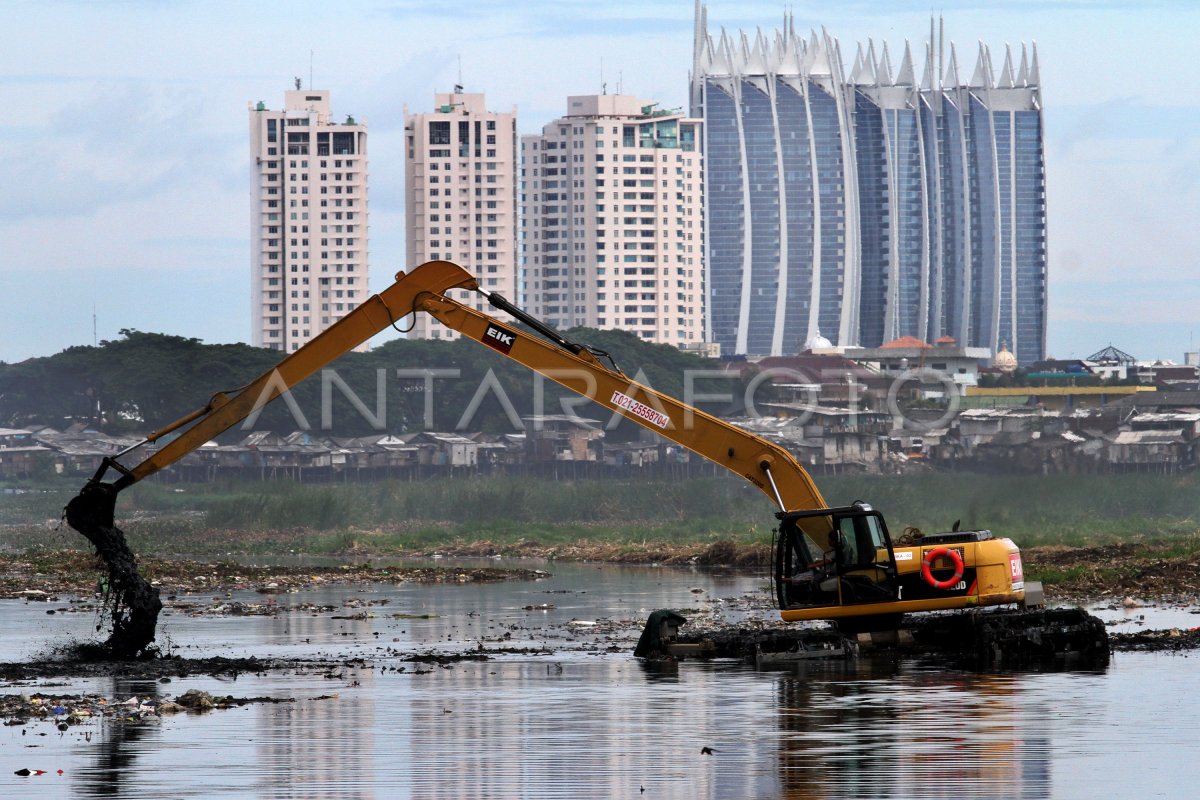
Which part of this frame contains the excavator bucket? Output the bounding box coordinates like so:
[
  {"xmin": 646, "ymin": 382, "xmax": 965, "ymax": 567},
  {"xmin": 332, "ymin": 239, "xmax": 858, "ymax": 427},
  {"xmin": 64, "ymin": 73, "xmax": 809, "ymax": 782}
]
[{"xmin": 64, "ymin": 482, "xmax": 162, "ymax": 658}]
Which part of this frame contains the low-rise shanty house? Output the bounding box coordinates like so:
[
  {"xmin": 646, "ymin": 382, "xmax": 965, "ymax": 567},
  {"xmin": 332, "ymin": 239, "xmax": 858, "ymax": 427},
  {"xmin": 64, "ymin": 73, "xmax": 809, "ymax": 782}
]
[
  {"xmin": 282, "ymin": 431, "xmax": 334, "ymax": 468},
  {"xmin": 746, "ymin": 405, "xmax": 888, "ymax": 470},
  {"xmin": 407, "ymin": 432, "xmax": 479, "ymax": 467},
  {"xmin": 173, "ymin": 440, "xmax": 221, "ymax": 475},
  {"xmin": 332, "ymin": 434, "xmax": 419, "ymax": 470},
  {"xmin": 32, "ymin": 428, "xmax": 142, "ymax": 475},
  {"xmin": 326, "ymin": 434, "xmax": 420, "ymax": 472},
  {"xmin": 920, "ymin": 427, "xmax": 970, "ymax": 465},
  {"xmin": 1098, "ymin": 409, "xmax": 1200, "ymax": 472},
  {"xmin": 759, "ymin": 404, "xmax": 892, "ymax": 437},
  {"xmin": 1126, "ymin": 410, "xmax": 1200, "ymax": 440},
  {"xmin": 887, "ymin": 432, "xmax": 931, "ymax": 461},
  {"xmin": 522, "ymin": 415, "xmax": 603, "ymax": 462},
  {"xmin": 0, "ymin": 427, "xmax": 37, "ymax": 448},
  {"xmin": 0, "ymin": 445, "xmax": 52, "ymax": 477},
  {"xmin": 727, "ymin": 417, "xmax": 826, "ymax": 470},
  {"xmin": 236, "ymin": 431, "xmax": 331, "ymax": 470},
  {"xmin": 208, "ymin": 441, "xmax": 256, "ymax": 469},
  {"xmin": 956, "ymin": 408, "xmax": 1044, "ymax": 447},
  {"xmin": 0, "ymin": 427, "xmax": 52, "ymax": 477},
  {"xmin": 823, "ymin": 429, "xmax": 887, "ymax": 471},
  {"xmin": 602, "ymin": 440, "xmax": 662, "ymax": 467},
  {"xmin": 1104, "ymin": 430, "xmax": 1191, "ymax": 472},
  {"xmin": 237, "ymin": 431, "xmax": 286, "ymax": 468},
  {"xmin": 468, "ymin": 432, "xmax": 525, "ymax": 467},
  {"xmin": 966, "ymin": 429, "xmax": 1103, "ymax": 473}
]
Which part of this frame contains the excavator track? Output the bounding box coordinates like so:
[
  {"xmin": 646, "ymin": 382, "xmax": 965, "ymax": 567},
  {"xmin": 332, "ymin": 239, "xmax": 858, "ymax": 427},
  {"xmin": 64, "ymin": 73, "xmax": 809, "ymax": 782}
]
[
  {"xmin": 905, "ymin": 607, "xmax": 1110, "ymax": 669},
  {"xmin": 642, "ymin": 607, "xmax": 1110, "ymax": 671}
]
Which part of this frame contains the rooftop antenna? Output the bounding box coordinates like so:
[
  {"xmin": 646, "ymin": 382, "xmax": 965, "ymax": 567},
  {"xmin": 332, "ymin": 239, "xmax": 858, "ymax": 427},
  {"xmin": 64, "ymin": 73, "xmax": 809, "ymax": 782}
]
[
  {"xmin": 600, "ymin": 56, "xmax": 605, "ymax": 94},
  {"xmin": 309, "ymin": 50, "xmax": 314, "ymax": 89},
  {"xmin": 457, "ymin": 55, "xmax": 463, "ymax": 93},
  {"xmin": 617, "ymin": 70, "xmax": 623, "ymax": 94}
]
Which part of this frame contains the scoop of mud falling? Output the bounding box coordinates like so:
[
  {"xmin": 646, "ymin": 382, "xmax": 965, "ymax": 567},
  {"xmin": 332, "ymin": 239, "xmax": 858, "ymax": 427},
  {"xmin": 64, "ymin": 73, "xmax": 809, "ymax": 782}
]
[{"xmin": 64, "ymin": 482, "xmax": 162, "ymax": 659}]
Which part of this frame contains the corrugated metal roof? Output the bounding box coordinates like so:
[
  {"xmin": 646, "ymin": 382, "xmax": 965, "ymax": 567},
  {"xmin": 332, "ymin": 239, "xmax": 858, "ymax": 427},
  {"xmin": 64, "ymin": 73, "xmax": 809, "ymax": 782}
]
[{"xmin": 1109, "ymin": 430, "xmax": 1184, "ymax": 445}]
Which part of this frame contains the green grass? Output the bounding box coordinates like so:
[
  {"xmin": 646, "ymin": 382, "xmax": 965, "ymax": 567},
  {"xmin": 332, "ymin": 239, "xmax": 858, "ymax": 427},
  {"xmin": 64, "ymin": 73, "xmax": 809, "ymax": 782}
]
[
  {"xmin": 816, "ymin": 472, "xmax": 1200, "ymax": 548},
  {"xmin": 5, "ymin": 471, "xmax": 1199, "ymax": 557}
]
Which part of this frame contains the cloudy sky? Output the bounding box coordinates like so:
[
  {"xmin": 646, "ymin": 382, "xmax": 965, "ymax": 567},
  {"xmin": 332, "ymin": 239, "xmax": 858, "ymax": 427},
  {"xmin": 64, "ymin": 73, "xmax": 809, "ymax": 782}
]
[{"xmin": 1, "ymin": 0, "xmax": 1197, "ymax": 364}]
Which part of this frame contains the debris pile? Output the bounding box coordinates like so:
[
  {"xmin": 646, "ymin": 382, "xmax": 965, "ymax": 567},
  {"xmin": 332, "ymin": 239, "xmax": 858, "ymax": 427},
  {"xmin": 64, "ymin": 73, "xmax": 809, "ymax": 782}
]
[
  {"xmin": 0, "ymin": 689, "xmax": 299, "ymax": 728},
  {"xmin": 1110, "ymin": 627, "xmax": 1200, "ymax": 653},
  {"xmin": 0, "ymin": 551, "xmax": 548, "ymax": 600}
]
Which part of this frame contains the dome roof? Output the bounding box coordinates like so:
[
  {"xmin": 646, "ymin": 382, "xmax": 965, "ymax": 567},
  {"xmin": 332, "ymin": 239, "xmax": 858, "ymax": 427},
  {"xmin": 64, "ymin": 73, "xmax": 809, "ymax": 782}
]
[
  {"xmin": 805, "ymin": 331, "xmax": 833, "ymax": 351},
  {"xmin": 994, "ymin": 341, "xmax": 1018, "ymax": 373}
]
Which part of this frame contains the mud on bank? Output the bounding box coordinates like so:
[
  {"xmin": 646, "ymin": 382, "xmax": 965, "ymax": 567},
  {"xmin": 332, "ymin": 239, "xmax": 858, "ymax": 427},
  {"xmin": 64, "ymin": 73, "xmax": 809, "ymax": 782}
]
[
  {"xmin": 0, "ymin": 550, "xmax": 548, "ymax": 600},
  {"xmin": 4, "ymin": 536, "xmax": 1200, "ymax": 601},
  {"xmin": 1, "ymin": 540, "xmax": 1198, "ymax": 686}
]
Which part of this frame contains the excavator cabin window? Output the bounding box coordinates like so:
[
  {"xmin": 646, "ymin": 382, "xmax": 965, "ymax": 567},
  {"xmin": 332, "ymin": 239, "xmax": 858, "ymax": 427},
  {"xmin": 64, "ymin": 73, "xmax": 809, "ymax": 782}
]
[{"xmin": 775, "ymin": 505, "xmax": 899, "ymax": 609}]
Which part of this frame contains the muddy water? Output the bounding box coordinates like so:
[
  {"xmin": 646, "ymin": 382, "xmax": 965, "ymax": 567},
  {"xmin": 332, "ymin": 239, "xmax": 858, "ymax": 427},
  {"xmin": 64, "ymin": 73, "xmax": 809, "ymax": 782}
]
[{"xmin": 1, "ymin": 561, "xmax": 1198, "ymax": 799}]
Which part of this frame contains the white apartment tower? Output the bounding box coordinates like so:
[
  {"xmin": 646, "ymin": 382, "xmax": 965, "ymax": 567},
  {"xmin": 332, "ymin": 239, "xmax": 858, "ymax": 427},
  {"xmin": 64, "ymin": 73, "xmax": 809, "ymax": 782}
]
[
  {"xmin": 249, "ymin": 88, "xmax": 369, "ymax": 352},
  {"xmin": 521, "ymin": 95, "xmax": 703, "ymax": 346},
  {"xmin": 404, "ymin": 92, "xmax": 518, "ymax": 340}
]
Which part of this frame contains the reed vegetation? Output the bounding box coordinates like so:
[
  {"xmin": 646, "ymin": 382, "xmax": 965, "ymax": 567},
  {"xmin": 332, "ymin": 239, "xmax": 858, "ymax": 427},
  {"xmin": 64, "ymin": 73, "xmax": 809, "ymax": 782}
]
[{"xmin": 4, "ymin": 472, "xmax": 1198, "ymax": 556}]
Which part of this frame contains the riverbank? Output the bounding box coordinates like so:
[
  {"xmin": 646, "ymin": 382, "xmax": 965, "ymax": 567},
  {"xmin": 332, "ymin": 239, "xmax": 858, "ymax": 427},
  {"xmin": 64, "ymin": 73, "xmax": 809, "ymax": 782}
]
[
  {"xmin": 0, "ymin": 549, "xmax": 545, "ymax": 600},
  {"xmin": 2, "ymin": 536, "xmax": 1199, "ymax": 602},
  {"xmin": 0, "ymin": 539, "xmax": 1196, "ymax": 703}
]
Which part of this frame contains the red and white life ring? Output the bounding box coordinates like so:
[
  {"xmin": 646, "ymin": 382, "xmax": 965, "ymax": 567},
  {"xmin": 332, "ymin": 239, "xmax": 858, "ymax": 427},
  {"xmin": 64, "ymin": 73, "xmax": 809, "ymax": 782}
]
[{"xmin": 921, "ymin": 547, "xmax": 965, "ymax": 590}]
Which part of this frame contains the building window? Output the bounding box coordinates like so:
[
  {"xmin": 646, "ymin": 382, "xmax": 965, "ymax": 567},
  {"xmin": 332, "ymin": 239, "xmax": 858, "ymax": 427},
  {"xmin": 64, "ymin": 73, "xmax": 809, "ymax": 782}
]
[{"xmin": 429, "ymin": 121, "xmax": 451, "ymax": 145}]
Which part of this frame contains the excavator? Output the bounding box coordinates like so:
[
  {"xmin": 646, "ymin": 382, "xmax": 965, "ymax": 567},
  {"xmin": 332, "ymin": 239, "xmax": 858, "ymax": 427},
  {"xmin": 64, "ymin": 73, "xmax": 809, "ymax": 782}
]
[{"xmin": 65, "ymin": 260, "xmax": 1107, "ymax": 665}]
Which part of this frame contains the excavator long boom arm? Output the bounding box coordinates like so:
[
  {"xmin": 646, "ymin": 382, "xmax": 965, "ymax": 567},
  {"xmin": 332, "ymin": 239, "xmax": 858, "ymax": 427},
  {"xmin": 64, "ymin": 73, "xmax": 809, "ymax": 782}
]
[
  {"xmin": 87, "ymin": 261, "xmax": 826, "ymax": 516},
  {"xmin": 70, "ymin": 260, "xmax": 1044, "ymax": 649},
  {"xmin": 416, "ymin": 275, "xmax": 826, "ymax": 515},
  {"xmin": 93, "ymin": 261, "xmax": 475, "ymax": 490}
]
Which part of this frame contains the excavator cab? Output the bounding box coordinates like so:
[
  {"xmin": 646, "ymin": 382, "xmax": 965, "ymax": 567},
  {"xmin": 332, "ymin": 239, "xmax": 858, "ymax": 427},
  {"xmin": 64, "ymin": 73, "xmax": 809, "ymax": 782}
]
[{"xmin": 774, "ymin": 502, "xmax": 899, "ymax": 611}]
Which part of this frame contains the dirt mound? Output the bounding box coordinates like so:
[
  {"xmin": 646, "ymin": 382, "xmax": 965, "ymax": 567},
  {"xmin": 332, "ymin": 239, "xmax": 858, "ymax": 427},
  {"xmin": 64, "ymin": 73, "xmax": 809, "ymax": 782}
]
[
  {"xmin": 0, "ymin": 654, "xmax": 313, "ymax": 682},
  {"xmin": 1024, "ymin": 543, "xmax": 1200, "ymax": 602},
  {"xmin": 1110, "ymin": 627, "xmax": 1200, "ymax": 653}
]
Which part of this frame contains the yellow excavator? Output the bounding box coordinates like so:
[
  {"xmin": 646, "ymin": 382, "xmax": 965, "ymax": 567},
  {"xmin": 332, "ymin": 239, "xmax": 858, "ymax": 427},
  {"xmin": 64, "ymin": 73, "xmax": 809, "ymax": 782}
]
[{"xmin": 65, "ymin": 261, "xmax": 1094, "ymax": 662}]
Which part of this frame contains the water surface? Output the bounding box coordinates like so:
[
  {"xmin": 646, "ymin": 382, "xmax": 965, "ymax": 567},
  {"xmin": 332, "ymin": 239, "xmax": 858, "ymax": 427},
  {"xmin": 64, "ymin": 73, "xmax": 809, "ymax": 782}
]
[{"xmin": 1, "ymin": 562, "xmax": 1196, "ymax": 799}]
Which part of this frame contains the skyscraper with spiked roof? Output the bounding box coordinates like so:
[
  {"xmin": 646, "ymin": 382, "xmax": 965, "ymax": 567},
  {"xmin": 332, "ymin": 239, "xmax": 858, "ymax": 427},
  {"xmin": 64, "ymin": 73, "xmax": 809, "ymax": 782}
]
[{"xmin": 692, "ymin": 4, "xmax": 1047, "ymax": 364}]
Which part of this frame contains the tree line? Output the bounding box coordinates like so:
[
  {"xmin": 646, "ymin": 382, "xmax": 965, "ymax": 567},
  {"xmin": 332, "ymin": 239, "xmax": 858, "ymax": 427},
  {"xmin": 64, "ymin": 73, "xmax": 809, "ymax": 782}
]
[{"xmin": 0, "ymin": 328, "xmax": 745, "ymax": 440}]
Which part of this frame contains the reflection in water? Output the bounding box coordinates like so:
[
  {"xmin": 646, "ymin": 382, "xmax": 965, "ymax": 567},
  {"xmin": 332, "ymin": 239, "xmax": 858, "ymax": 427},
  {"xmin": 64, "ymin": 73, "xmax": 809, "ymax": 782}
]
[
  {"xmin": 0, "ymin": 565, "xmax": 1195, "ymax": 798},
  {"xmin": 254, "ymin": 666, "xmax": 378, "ymax": 799},
  {"xmin": 637, "ymin": 658, "xmax": 682, "ymax": 684},
  {"xmin": 77, "ymin": 679, "xmax": 162, "ymax": 798},
  {"xmin": 773, "ymin": 659, "xmax": 1052, "ymax": 799}
]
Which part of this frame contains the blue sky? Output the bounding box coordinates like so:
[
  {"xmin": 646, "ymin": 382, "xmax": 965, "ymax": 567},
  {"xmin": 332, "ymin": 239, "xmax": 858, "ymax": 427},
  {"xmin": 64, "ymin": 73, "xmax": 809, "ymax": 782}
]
[{"xmin": 1, "ymin": 0, "xmax": 1197, "ymax": 363}]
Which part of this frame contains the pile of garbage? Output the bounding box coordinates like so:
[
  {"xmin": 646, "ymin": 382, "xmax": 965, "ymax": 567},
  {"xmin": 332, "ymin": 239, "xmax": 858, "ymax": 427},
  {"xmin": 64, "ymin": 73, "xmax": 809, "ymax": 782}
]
[{"xmin": 1, "ymin": 689, "xmax": 304, "ymax": 729}]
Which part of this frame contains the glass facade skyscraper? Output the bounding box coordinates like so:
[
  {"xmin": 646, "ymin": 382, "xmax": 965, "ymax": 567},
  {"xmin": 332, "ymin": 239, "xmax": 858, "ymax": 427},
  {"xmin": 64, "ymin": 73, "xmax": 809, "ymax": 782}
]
[{"xmin": 692, "ymin": 8, "xmax": 1047, "ymax": 364}]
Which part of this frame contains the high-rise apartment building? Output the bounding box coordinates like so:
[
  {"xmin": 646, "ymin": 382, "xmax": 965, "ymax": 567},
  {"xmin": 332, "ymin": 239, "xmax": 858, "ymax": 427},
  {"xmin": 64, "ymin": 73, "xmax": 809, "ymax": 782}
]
[
  {"xmin": 521, "ymin": 95, "xmax": 703, "ymax": 346},
  {"xmin": 404, "ymin": 92, "xmax": 518, "ymax": 340},
  {"xmin": 249, "ymin": 88, "xmax": 369, "ymax": 352},
  {"xmin": 692, "ymin": 5, "xmax": 1047, "ymax": 364}
]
